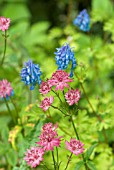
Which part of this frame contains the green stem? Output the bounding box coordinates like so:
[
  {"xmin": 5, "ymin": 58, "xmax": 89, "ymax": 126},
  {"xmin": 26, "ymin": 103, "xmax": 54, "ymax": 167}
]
[
  {"xmin": 28, "ymin": 87, "xmax": 32, "ymax": 104},
  {"xmin": 70, "ymin": 116, "xmax": 88, "ymax": 170},
  {"xmin": 52, "ymin": 89, "xmax": 69, "ymax": 114},
  {"xmin": 64, "ymin": 153, "xmax": 72, "ymax": 170},
  {"xmin": 71, "ymin": 116, "xmax": 80, "ymax": 140},
  {"xmin": 51, "ymin": 105, "xmax": 67, "ymax": 116},
  {"xmin": 52, "ymin": 151, "xmax": 56, "ymax": 170},
  {"xmin": 56, "ymin": 147, "xmax": 59, "ymax": 170},
  {"xmin": 4, "ymin": 98, "xmax": 16, "ymax": 124},
  {"xmin": 47, "ymin": 110, "xmax": 71, "ymax": 136},
  {"xmin": 74, "ymin": 72, "xmax": 108, "ymax": 143},
  {"xmin": 1, "ymin": 30, "xmax": 7, "ymax": 66},
  {"xmin": 42, "ymin": 162, "xmax": 50, "ymax": 170},
  {"xmin": 63, "ymin": 90, "xmax": 69, "ymax": 108},
  {"xmin": 10, "ymin": 97, "xmax": 19, "ymax": 120},
  {"xmin": 67, "ymin": 0, "xmax": 73, "ymax": 25},
  {"xmin": 51, "ymin": 89, "xmax": 63, "ymax": 104}
]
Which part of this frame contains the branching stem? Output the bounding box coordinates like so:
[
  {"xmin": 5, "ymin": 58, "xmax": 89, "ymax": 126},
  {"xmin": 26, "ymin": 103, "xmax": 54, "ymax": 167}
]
[{"xmin": 1, "ymin": 30, "xmax": 7, "ymax": 66}]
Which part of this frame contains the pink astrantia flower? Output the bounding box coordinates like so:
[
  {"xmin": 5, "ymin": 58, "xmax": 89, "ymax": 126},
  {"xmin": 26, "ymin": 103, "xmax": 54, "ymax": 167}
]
[
  {"xmin": 42, "ymin": 122, "xmax": 58, "ymax": 132},
  {"xmin": 65, "ymin": 138, "xmax": 84, "ymax": 156},
  {"xmin": 39, "ymin": 80, "xmax": 51, "ymax": 95},
  {"xmin": 40, "ymin": 96, "xmax": 54, "ymax": 111},
  {"xmin": 0, "ymin": 16, "xmax": 10, "ymax": 31},
  {"xmin": 65, "ymin": 89, "xmax": 80, "ymax": 105},
  {"xmin": 48, "ymin": 70, "xmax": 73, "ymax": 91},
  {"xmin": 24, "ymin": 147, "xmax": 44, "ymax": 168},
  {"xmin": 0, "ymin": 79, "xmax": 13, "ymax": 98},
  {"xmin": 37, "ymin": 122, "xmax": 62, "ymax": 151}
]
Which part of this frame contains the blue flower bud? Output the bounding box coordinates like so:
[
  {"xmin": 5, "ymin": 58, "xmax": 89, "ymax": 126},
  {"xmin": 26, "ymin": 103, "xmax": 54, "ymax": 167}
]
[
  {"xmin": 54, "ymin": 43, "xmax": 76, "ymax": 77},
  {"xmin": 73, "ymin": 9, "xmax": 90, "ymax": 32},
  {"xmin": 20, "ymin": 60, "xmax": 42, "ymax": 90}
]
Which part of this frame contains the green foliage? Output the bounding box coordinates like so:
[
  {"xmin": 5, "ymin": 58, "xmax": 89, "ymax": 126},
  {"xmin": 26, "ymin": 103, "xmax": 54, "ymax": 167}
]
[
  {"xmin": 75, "ymin": 161, "xmax": 84, "ymax": 170},
  {"xmin": 6, "ymin": 148, "xmax": 17, "ymax": 166},
  {"xmin": 87, "ymin": 161, "xmax": 97, "ymax": 170},
  {"xmin": 91, "ymin": 0, "xmax": 114, "ymax": 22},
  {"xmin": 85, "ymin": 143, "xmax": 98, "ymax": 160},
  {"xmin": 0, "ymin": 0, "xmax": 114, "ymax": 169},
  {"xmin": 2, "ymin": 3, "xmax": 31, "ymax": 21}
]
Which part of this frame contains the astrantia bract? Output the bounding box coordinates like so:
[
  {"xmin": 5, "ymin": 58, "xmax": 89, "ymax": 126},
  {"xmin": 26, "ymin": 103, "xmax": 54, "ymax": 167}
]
[
  {"xmin": 37, "ymin": 122, "xmax": 62, "ymax": 151},
  {"xmin": 0, "ymin": 79, "xmax": 14, "ymax": 99},
  {"xmin": 39, "ymin": 80, "xmax": 51, "ymax": 95},
  {"xmin": 65, "ymin": 88, "xmax": 80, "ymax": 105},
  {"xmin": 73, "ymin": 9, "xmax": 90, "ymax": 32},
  {"xmin": 40, "ymin": 96, "xmax": 54, "ymax": 111},
  {"xmin": 48, "ymin": 70, "xmax": 73, "ymax": 91},
  {"xmin": 24, "ymin": 147, "xmax": 44, "ymax": 168},
  {"xmin": 54, "ymin": 43, "xmax": 76, "ymax": 77},
  {"xmin": 65, "ymin": 138, "xmax": 84, "ymax": 156},
  {"xmin": 0, "ymin": 16, "xmax": 10, "ymax": 31},
  {"xmin": 20, "ymin": 60, "xmax": 42, "ymax": 90}
]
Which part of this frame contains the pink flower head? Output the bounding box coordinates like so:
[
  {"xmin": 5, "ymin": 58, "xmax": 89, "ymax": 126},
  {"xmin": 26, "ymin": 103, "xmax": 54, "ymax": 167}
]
[
  {"xmin": 24, "ymin": 147, "xmax": 44, "ymax": 168},
  {"xmin": 40, "ymin": 96, "xmax": 54, "ymax": 111},
  {"xmin": 37, "ymin": 122, "xmax": 62, "ymax": 151},
  {"xmin": 0, "ymin": 16, "xmax": 10, "ymax": 31},
  {"xmin": 65, "ymin": 138, "xmax": 84, "ymax": 156},
  {"xmin": 39, "ymin": 80, "xmax": 51, "ymax": 95},
  {"xmin": 48, "ymin": 70, "xmax": 73, "ymax": 91},
  {"xmin": 65, "ymin": 89, "xmax": 80, "ymax": 105},
  {"xmin": 0, "ymin": 79, "xmax": 13, "ymax": 99},
  {"xmin": 42, "ymin": 122, "xmax": 58, "ymax": 132}
]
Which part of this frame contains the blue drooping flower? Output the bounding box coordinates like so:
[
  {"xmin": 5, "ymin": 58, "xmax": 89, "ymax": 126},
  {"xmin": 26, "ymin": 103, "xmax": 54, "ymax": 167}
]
[
  {"xmin": 73, "ymin": 9, "xmax": 90, "ymax": 32},
  {"xmin": 20, "ymin": 60, "xmax": 42, "ymax": 90},
  {"xmin": 54, "ymin": 43, "xmax": 76, "ymax": 77}
]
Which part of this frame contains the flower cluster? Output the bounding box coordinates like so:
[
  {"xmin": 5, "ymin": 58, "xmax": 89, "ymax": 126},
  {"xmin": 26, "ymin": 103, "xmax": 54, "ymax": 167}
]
[
  {"xmin": 54, "ymin": 44, "xmax": 77, "ymax": 77},
  {"xmin": 39, "ymin": 70, "xmax": 81, "ymax": 111},
  {"xmin": 24, "ymin": 122, "xmax": 62, "ymax": 168},
  {"xmin": 0, "ymin": 79, "xmax": 14, "ymax": 99},
  {"xmin": 48, "ymin": 70, "xmax": 73, "ymax": 91},
  {"xmin": 24, "ymin": 123, "xmax": 85, "ymax": 168},
  {"xmin": 37, "ymin": 122, "xmax": 62, "ymax": 151},
  {"xmin": 73, "ymin": 9, "xmax": 90, "ymax": 32},
  {"xmin": 65, "ymin": 89, "xmax": 80, "ymax": 105},
  {"xmin": 40, "ymin": 96, "xmax": 54, "ymax": 111},
  {"xmin": 20, "ymin": 60, "xmax": 42, "ymax": 90},
  {"xmin": 24, "ymin": 147, "xmax": 44, "ymax": 168},
  {"xmin": 0, "ymin": 16, "xmax": 10, "ymax": 31},
  {"xmin": 65, "ymin": 138, "xmax": 84, "ymax": 156}
]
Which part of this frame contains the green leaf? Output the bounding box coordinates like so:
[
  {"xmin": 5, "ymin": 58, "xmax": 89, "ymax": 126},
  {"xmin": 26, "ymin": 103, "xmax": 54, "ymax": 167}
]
[
  {"xmin": 12, "ymin": 167, "xmax": 19, "ymax": 170},
  {"xmin": 87, "ymin": 161, "xmax": 97, "ymax": 170},
  {"xmin": 23, "ymin": 21, "xmax": 50, "ymax": 46},
  {"xmin": 1, "ymin": 126, "xmax": 9, "ymax": 143},
  {"xmin": 0, "ymin": 116, "xmax": 11, "ymax": 130},
  {"xmin": 91, "ymin": 0, "xmax": 113, "ymax": 22},
  {"xmin": 2, "ymin": 4, "xmax": 31, "ymax": 21},
  {"xmin": 6, "ymin": 149, "xmax": 17, "ymax": 167},
  {"xmin": 104, "ymin": 19, "xmax": 114, "ymax": 41},
  {"xmin": 75, "ymin": 161, "xmax": 84, "ymax": 170},
  {"xmin": 85, "ymin": 143, "xmax": 97, "ymax": 160},
  {"xmin": 49, "ymin": 27, "xmax": 63, "ymax": 39},
  {"xmin": 0, "ymin": 142, "xmax": 6, "ymax": 155},
  {"xmin": 10, "ymin": 21, "xmax": 29, "ymax": 36}
]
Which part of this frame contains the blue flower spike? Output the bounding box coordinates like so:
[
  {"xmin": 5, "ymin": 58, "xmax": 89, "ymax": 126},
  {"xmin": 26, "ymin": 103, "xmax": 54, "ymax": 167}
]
[
  {"xmin": 73, "ymin": 9, "xmax": 90, "ymax": 32},
  {"xmin": 54, "ymin": 43, "xmax": 77, "ymax": 77},
  {"xmin": 20, "ymin": 60, "xmax": 42, "ymax": 90}
]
